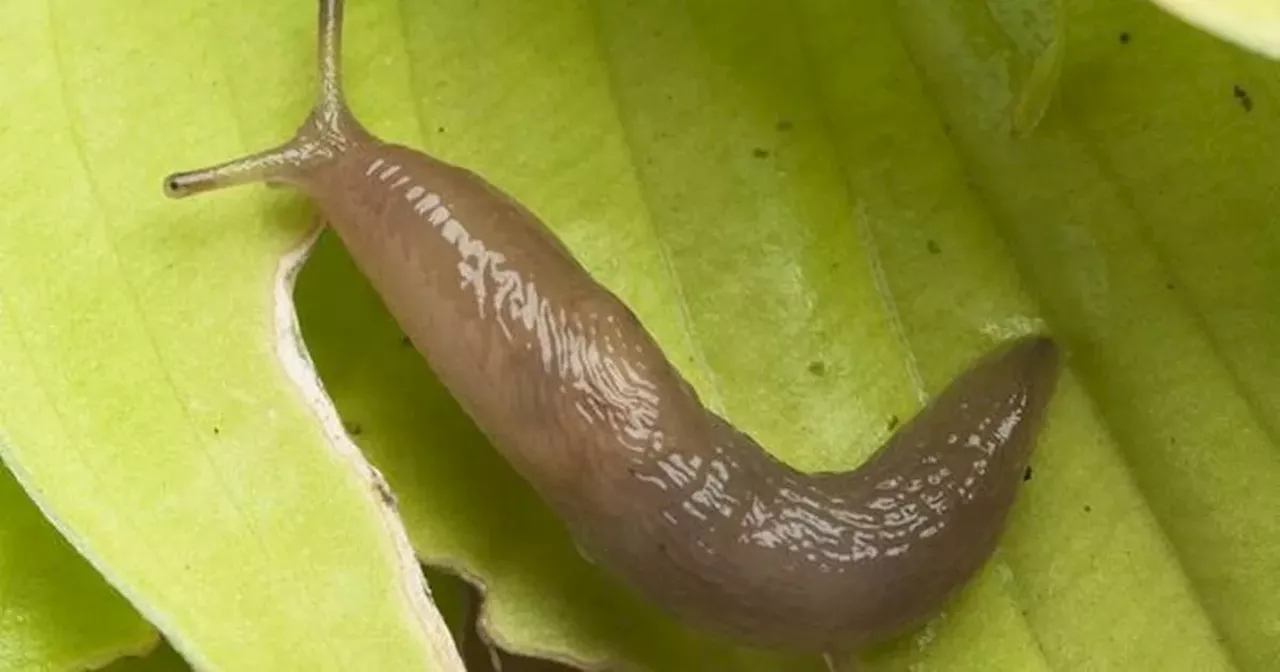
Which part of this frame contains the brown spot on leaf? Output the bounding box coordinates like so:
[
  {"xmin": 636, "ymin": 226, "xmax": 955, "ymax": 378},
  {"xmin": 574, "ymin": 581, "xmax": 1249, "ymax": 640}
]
[{"xmin": 1233, "ymin": 84, "xmax": 1253, "ymax": 112}]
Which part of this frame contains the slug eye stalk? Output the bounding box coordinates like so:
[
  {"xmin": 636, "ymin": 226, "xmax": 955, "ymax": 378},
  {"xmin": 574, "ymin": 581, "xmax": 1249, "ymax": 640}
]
[{"xmin": 163, "ymin": 0, "xmax": 366, "ymax": 199}]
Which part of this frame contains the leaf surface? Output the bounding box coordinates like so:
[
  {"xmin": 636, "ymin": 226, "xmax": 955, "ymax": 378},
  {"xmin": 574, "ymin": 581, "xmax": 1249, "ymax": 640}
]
[
  {"xmin": 302, "ymin": 0, "xmax": 1279, "ymax": 669},
  {"xmin": 0, "ymin": 0, "xmax": 1276, "ymax": 671},
  {"xmin": 0, "ymin": 2, "xmax": 462, "ymax": 670}
]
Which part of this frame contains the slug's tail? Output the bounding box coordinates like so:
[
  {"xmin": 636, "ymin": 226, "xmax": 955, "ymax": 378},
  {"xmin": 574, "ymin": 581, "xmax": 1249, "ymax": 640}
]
[{"xmin": 163, "ymin": 0, "xmax": 366, "ymax": 198}]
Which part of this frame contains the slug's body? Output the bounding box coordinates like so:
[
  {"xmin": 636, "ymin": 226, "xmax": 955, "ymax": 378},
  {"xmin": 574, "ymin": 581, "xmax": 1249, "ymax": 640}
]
[{"xmin": 165, "ymin": 0, "xmax": 1060, "ymax": 662}]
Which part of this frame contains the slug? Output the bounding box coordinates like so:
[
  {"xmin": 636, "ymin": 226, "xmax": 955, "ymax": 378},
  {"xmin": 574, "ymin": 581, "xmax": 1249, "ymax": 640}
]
[{"xmin": 163, "ymin": 0, "xmax": 1061, "ymax": 663}]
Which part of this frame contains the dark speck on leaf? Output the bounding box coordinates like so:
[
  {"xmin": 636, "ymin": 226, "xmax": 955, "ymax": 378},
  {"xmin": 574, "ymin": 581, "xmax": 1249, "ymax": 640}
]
[
  {"xmin": 1024, "ymin": 466, "xmax": 1033, "ymax": 482},
  {"xmin": 1084, "ymin": 504, "xmax": 1092, "ymax": 513},
  {"xmin": 776, "ymin": 119, "xmax": 793, "ymax": 131},
  {"xmin": 807, "ymin": 360, "xmax": 826, "ymax": 376},
  {"xmin": 1166, "ymin": 281, "xmax": 1175, "ymax": 290},
  {"xmin": 927, "ymin": 239, "xmax": 941, "ymax": 255},
  {"xmin": 1233, "ymin": 85, "xmax": 1253, "ymax": 112},
  {"xmin": 752, "ymin": 147, "xmax": 770, "ymax": 159},
  {"xmin": 1119, "ymin": 31, "xmax": 1131, "ymax": 44},
  {"xmin": 213, "ymin": 426, "xmax": 220, "ymax": 435},
  {"xmin": 887, "ymin": 415, "xmax": 900, "ymax": 431},
  {"xmin": 437, "ymin": 126, "xmax": 446, "ymax": 133},
  {"xmin": 401, "ymin": 335, "xmax": 412, "ymax": 347},
  {"xmin": 344, "ymin": 421, "xmax": 363, "ymax": 437}
]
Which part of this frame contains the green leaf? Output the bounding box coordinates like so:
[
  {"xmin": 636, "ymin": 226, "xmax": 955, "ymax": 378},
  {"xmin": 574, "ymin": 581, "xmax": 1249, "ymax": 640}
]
[
  {"xmin": 1147, "ymin": 0, "xmax": 1280, "ymax": 59},
  {"xmin": 2, "ymin": 0, "xmax": 1277, "ymax": 671},
  {"xmin": 100, "ymin": 639, "xmax": 191, "ymax": 672},
  {"xmin": 0, "ymin": 467, "xmax": 154, "ymax": 671},
  {"xmin": 0, "ymin": 1, "xmax": 460, "ymax": 670}
]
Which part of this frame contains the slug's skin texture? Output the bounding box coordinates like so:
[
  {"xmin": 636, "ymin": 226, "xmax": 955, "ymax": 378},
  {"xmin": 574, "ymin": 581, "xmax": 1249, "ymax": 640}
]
[{"xmin": 164, "ymin": 0, "xmax": 1061, "ymax": 661}]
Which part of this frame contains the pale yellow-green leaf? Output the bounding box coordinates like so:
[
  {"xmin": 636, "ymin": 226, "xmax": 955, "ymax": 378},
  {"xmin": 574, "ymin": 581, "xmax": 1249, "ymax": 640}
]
[
  {"xmin": 1148, "ymin": 0, "xmax": 1280, "ymax": 59},
  {"xmin": 0, "ymin": 1, "xmax": 460, "ymax": 670},
  {"xmin": 0, "ymin": 467, "xmax": 154, "ymax": 671}
]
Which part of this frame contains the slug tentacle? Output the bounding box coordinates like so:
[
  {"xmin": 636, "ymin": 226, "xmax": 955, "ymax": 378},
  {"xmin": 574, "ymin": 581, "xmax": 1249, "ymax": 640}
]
[
  {"xmin": 162, "ymin": 0, "xmax": 366, "ymax": 198},
  {"xmin": 163, "ymin": 0, "xmax": 1063, "ymax": 661}
]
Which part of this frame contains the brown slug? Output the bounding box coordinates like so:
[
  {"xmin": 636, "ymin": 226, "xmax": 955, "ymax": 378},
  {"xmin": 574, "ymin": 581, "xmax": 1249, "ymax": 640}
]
[{"xmin": 163, "ymin": 0, "xmax": 1061, "ymax": 663}]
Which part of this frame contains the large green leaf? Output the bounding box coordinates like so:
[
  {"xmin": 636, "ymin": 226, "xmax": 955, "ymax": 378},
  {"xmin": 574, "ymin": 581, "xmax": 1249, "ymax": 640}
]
[
  {"xmin": 2, "ymin": 0, "xmax": 1277, "ymax": 670},
  {"xmin": 0, "ymin": 467, "xmax": 153, "ymax": 671},
  {"xmin": 0, "ymin": 1, "xmax": 461, "ymax": 670}
]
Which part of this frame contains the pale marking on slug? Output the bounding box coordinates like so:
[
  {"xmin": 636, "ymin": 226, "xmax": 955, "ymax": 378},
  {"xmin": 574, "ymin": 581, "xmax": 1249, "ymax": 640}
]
[
  {"xmin": 441, "ymin": 218, "xmax": 464, "ymax": 242},
  {"xmin": 876, "ymin": 476, "xmax": 902, "ymax": 490},
  {"xmin": 372, "ymin": 171, "xmax": 665, "ymax": 457},
  {"xmin": 995, "ymin": 396, "xmax": 1027, "ymax": 443},
  {"xmin": 658, "ymin": 459, "xmax": 692, "ymax": 487},
  {"xmin": 636, "ymin": 472, "xmax": 670, "ymax": 491},
  {"xmin": 682, "ymin": 501, "xmax": 708, "ymax": 521},
  {"xmin": 365, "ymin": 158, "xmax": 384, "ymax": 176},
  {"xmin": 688, "ymin": 462, "xmax": 739, "ymax": 518},
  {"xmin": 868, "ymin": 497, "xmax": 897, "ymax": 511},
  {"xmin": 413, "ymin": 193, "xmax": 441, "ymax": 215}
]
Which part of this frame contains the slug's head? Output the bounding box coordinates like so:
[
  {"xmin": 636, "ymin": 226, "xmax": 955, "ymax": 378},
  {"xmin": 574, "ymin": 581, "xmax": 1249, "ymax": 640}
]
[{"xmin": 162, "ymin": 0, "xmax": 371, "ymax": 199}]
